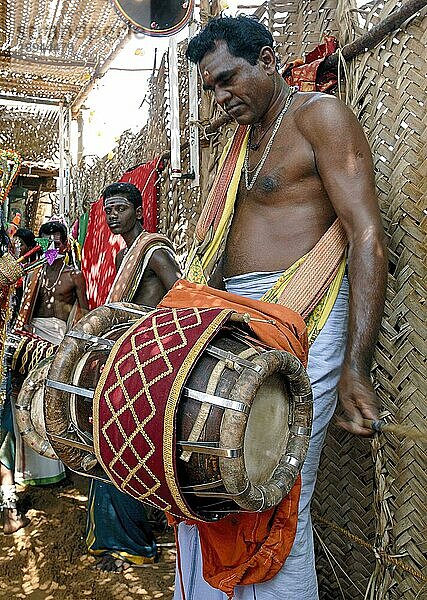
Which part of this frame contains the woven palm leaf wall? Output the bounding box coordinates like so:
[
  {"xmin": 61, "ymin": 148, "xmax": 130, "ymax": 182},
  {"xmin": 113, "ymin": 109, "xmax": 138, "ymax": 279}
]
[
  {"xmin": 72, "ymin": 2, "xmax": 426, "ymax": 596},
  {"xmin": 314, "ymin": 1, "xmax": 426, "ymax": 598}
]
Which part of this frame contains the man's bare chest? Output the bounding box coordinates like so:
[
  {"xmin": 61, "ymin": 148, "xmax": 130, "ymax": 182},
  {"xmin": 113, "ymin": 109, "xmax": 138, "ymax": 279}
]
[{"xmin": 39, "ymin": 273, "xmax": 75, "ymax": 300}]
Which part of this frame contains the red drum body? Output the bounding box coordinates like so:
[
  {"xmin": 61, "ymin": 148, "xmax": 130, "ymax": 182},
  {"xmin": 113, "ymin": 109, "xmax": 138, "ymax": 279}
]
[
  {"xmin": 94, "ymin": 307, "xmax": 313, "ymax": 522},
  {"xmin": 44, "ymin": 303, "xmax": 146, "ymax": 481}
]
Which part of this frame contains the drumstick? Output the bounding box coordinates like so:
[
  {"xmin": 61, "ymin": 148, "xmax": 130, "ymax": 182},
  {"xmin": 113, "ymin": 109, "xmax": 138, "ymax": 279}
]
[
  {"xmin": 22, "ymin": 251, "xmax": 63, "ymax": 273},
  {"xmin": 17, "ymin": 244, "xmax": 41, "ymax": 262},
  {"xmin": 363, "ymin": 419, "xmax": 427, "ymax": 442}
]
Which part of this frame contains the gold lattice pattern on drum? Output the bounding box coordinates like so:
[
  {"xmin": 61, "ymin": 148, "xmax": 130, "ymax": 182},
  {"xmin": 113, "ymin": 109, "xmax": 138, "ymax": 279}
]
[{"xmin": 99, "ymin": 308, "xmax": 207, "ymax": 507}]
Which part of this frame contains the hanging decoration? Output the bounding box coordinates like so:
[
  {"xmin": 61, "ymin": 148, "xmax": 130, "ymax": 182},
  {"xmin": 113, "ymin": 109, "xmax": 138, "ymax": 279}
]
[{"xmin": 0, "ymin": 149, "xmax": 22, "ymax": 205}]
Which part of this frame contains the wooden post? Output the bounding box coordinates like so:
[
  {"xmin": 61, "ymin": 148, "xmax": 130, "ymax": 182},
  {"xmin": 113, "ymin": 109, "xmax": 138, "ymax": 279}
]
[
  {"xmin": 198, "ymin": 1, "xmax": 223, "ymax": 200},
  {"xmin": 320, "ymin": 0, "xmax": 427, "ymax": 73},
  {"xmin": 76, "ymin": 111, "xmax": 84, "ymax": 167}
]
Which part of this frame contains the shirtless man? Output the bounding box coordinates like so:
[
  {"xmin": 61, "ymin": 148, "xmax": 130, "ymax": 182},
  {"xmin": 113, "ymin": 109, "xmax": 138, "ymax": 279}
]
[
  {"xmin": 103, "ymin": 182, "xmax": 181, "ymax": 307},
  {"xmin": 0, "ymin": 228, "xmax": 38, "ymax": 533},
  {"xmin": 86, "ymin": 182, "xmax": 180, "ymax": 573},
  {"xmin": 13, "ymin": 220, "xmax": 88, "ymax": 488},
  {"xmin": 174, "ymin": 16, "xmax": 388, "ymax": 600},
  {"xmin": 32, "ymin": 221, "xmax": 88, "ymax": 340}
]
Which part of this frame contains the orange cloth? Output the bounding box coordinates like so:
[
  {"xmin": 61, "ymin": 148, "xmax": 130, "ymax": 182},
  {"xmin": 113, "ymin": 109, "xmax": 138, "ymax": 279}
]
[
  {"xmin": 159, "ymin": 280, "xmax": 307, "ymax": 366},
  {"xmin": 159, "ymin": 279, "xmax": 308, "ymax": 598},
  {"xmin": 197, "ymin": 478, "xmax": 301, "ymax": 598}
]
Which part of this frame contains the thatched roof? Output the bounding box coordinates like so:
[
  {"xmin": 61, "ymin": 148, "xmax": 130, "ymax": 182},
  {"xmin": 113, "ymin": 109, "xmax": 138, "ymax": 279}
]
[
  {"xmin": 0, "ymin": 0, "xmax": 128, "ymax": 103},
  {"xmin": 0, "ymin": 0, "xmax": 129, "ymax": 164},
  {"xmin": 0, "ymin": 102, "xmax": 60, "ymax": 164}
]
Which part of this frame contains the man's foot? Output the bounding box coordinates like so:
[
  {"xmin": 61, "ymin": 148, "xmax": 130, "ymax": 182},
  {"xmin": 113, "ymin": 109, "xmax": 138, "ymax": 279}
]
[
  {"xmin": 3, "ymin": 508, "xmax": 31, "ymax": 534},
  {"xmin": 92, "ymin": 555, "xmax": 131, "ymax": 573}
]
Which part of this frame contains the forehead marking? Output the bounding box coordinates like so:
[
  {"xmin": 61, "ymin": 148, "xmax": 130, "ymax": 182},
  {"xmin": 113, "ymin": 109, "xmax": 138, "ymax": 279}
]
[{"xmin": 104, "ymin": 196, "xmax": 133, "ymax": 206}]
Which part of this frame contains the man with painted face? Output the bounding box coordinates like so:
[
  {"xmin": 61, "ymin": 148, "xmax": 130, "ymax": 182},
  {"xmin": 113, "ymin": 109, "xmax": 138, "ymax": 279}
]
[
  {"xmin": 29, "ymin": 221, "xmax": 89, "ymax": 340},
  {"xmin": 175, "ymin": 15, "xmax": 388, "ymax": 600},
  {"xmin": 86, "ymin": 181, "xmax": 181, "ymax": 572}
]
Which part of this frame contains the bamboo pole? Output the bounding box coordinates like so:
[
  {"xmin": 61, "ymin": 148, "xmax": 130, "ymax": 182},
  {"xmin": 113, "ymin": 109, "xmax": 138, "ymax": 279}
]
[{"xmin": 320, "ymin": 0, "xmax": 427, "ymax": 73}]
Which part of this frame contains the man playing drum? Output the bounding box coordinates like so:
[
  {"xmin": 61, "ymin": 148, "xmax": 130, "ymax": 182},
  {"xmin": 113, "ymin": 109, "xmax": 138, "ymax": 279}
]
[
  {"xmin": 86, "ymin": 181, "xmax": 181, "ymax": 572},
  {"xmin": 173, "ymin": 15, "xmax": 387, "ymax": 600}
]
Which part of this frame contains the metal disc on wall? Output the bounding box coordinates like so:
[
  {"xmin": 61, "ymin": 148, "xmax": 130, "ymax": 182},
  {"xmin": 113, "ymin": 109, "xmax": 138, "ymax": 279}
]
[{"xmin": 113, "ymin": 0, "xmax": 195, "ymax": 37}]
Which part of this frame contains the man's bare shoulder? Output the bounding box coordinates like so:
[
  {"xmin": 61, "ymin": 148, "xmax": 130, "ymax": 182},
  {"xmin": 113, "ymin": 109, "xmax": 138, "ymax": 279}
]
[
  {"xmin": 293, "ymin": 92, "xmax": 361, "ymax": 138},
  {"xmin": 66, "ymin": 267, "xmax": 85, "ymax": 283},
  {"xmin": 147, "ymin": 246, "xmax": 177, "ymax": 269}
]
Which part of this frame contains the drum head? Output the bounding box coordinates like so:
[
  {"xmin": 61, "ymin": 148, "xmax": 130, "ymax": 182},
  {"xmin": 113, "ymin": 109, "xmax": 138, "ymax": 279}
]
[
  {"xmin": 244, "ymin": 372, "xmax": 289, "ymax": 485},
  {"xmin": 113, "ymin": 0, "xmax": 194, "ymax": 36}
]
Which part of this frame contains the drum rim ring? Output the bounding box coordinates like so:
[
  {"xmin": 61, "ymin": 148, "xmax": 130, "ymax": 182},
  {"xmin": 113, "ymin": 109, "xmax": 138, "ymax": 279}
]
[
  {"xmin": 44, "ymin": 304, "xmax": 140, "ymax": 473},
  {"xmin": 15, "ymin": 357, "xmax": 58, "ymax": 459},
  {"xmin": 219, "ymin": 349, "xmax": 313, "ymax": 512}
]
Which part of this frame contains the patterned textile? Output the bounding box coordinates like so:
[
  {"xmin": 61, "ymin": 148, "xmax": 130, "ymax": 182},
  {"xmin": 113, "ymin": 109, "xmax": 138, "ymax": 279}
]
[
  {"xmin": 283, "ymin": 36, "xmax": 339, "ymax": 93},
  {"xmin": 81, "ymin": 197, "xmax": 126, "ymax": 310},
  {"xmin": 106, "ymin": 231, "xmax": 175, "ymax": 303},
  {"xmin": 159, "ymin": 280, "xmax": 307, "ymax": 365},
  {"xmin": 11, "ymin": 330, "xmax": 55, "ymax": 376},
  {"xmin": 186, "ymin": 126, "xmax": 249, "ymax": 283},
  {"xmin": 94, "ymin": 306, "xmax": 232, "ymax": 520}
]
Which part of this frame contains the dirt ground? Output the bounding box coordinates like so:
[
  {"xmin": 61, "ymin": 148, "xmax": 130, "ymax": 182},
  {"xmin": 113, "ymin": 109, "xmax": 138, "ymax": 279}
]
[{"xmin": 0, "ymin": 474, "xmax": 176, "ymax": 600}]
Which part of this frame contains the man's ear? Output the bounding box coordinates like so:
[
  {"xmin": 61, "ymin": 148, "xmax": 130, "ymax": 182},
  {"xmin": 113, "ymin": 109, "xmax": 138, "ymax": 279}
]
[
  {"xmin": 136, "ymin": 206, "xmax": 143, "ymax": 220},
  {"xmin": 258, "ymin": 46, "xmax": 276, "ymax": 75}
]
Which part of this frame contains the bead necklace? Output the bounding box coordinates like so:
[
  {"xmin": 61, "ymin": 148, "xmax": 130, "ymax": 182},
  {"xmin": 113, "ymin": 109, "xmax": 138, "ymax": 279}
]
[
  {"xmin": 42, "ymin": 261, "xmax": 66, "ymax": 293},
  {"xmin": 244, "ymin": 86, "xmax": 297, "ymax": 191},
  {"xmin": 42, "ymin": 261, "xmax": 66, "ymax": 308}
]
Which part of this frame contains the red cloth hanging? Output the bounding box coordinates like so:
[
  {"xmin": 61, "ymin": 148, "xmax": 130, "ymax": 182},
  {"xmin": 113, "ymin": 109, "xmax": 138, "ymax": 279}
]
[
  {"xmin": 283, "ymin": 35, "xmax": 339, "ymax": 93},
  {"xmin": 120, "ymin": 159, "xmax": 161, "ymax": 233},
  {"xmin": 81, "ymin": 159, "xmax": 161, "ymax": 310}
]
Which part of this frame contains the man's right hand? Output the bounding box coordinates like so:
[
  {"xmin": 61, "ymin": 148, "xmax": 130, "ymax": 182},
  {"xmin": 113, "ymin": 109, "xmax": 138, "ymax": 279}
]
[{"xmin": 337, "ymin": 365, "xmax": 379, "ymax": 437}]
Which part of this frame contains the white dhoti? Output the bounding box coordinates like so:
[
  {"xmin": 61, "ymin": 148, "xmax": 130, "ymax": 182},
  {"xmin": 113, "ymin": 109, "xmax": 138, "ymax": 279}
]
[{"xmin": 174, "ymin": 273, "xmax": 349, "ymax": 600}]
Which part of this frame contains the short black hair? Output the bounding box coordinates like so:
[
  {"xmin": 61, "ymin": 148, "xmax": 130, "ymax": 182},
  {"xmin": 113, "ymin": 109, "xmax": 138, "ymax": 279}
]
[
  {"xmin": 39, "ymin": 221, "xmax": 68, "ymax": 243},
  {"xmin": 186, "ymin": 15, "xmax": 274, "ymax": 66},
  {"xmin": 15, "ymin": 227, "xmax": 36, "ymax": 248},
  {"xmin": 102, "ymin": 182, "xmax": 142, "ymax": 210}
]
